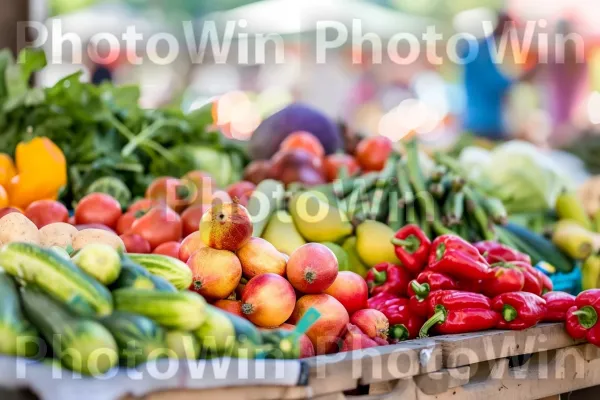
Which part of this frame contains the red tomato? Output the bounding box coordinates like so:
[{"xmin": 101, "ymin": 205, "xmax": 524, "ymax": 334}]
[
  {"xmin": 153, "ymin": 241, "xmax": 181, "ymax": 258},
  {"xmin": 355, "ymin": 136, "xmax": 393, "ymax": 172},
  {"xmin": 24, "ymin": 200, "xmax": 69, "ymax": 228},
  {"xmin": 0, "ymin": 207, "xmax": 22, "ymax": 220},
  {"xmin": 120, "ymin": 233, "xmax": 151, "ymax": 253},
  {"xmin": 146, "ymin": 177, "xmax": 191, "ymax": 212},
  {"xmin": 180, "ymin": 204, "xmax": 209, "ymax": 237},
  {"xmin": 129, "ymin": 206, "xmax": 182, "ymax": 249},
  {"xmin": 280, "ymin": 131, "xmax": 325, "ymax": 158},
  {"xmin": 128, "ymin": 198, "xmax": 156, "ymax": 213},
  {"xmin": 116, "ymin": 211, "xmax": 137, "ymax": 235},
  {"xmin": 323, "ymin": 154, "xmax": 360, "ymax": 182},
  {"xmin": 75, "ymin": 193, "xmax": 122, "ymax": 229},
  {"xmin": 225, "ymin": 181, "xmax": 255, "ymax": 206}
]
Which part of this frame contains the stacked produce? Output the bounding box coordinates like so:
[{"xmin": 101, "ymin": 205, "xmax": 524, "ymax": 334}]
[
  {"xmin": 242, "ymin": 132, "xmax": 578, "ymax": 287},
  {"xmin": 0, "ymin": 49, "xmax": 246, "ymax": 207}
]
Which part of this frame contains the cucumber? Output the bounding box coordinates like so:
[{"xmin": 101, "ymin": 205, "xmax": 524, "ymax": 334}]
[
  {"xmin": 247, "ymin": 179, "xmax": 285, "ymax": 238},
  {"xmin": 0, "ymin": 272, "xmax": 40, "ymax": 357},
  {"xmin": 72, "ymin": 244, "xmax": 121, "ymax": 285},
  {"xmin": 110, "ymin": 257, "xmax": 177, "ymax": 292},
  {"xmin": 21, "ymin": 286, "xmax": 118, "ymax": 375},
  {"xmin": 113, "ymin": 288, "xmax": 207, "ymax": 331},
  {"xmin": 166, "ymin": 330, "xmax": 200, "ymax": 360},
  {"xmin": 0, "ymin": 243, "xmax": 113, "ymax": 317},
  {"xmin": 194, "ymin": 305, "xmax": 262, "ymax": 358},
  {"xmin": 127, "ymin": 254, "xmax": 192, "ymax": 291},
  {"xmin": 99, "ymin": 311, "xmax": 168, "ymax": 367},
  {"xmin": 504, "ymin": 222, "xmax": 574, "ymax": 272}
]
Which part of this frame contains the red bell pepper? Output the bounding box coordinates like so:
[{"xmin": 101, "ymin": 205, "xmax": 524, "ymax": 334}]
[
  {"xmin": 367, "ymin": 292, "xmax": 398, "ymax": 310},
  {"xmin": 473, "ymin": 241, "xmax": 531, "ymax": 264},
  {"xmin": 391, "ymin": 224, "xmax": 431, "ymax": 275},
  {"xmin": 508, "ymin": 261, "xmax": 553, "ymax": 295},
  {"xmin": 531, "ymin": 268, "xmax": 553, "ymax": 294},
  {"xmin": 370, "ymin": 296, "xmax": 424, "ymax": 341},
  {"xmin": 504, "ymin": 261, "xmax": 541, "ymax": 295},
  {"xmin": 542, "ymin": 291, "xmax": 576, "ymax": 322},
  {"xmin": 365, "ymin": 263, "xmax": 411, "ymax": 297},
  {"xmin": 427, "ymin": 235, "xmax": 493, "ymax": 281},
  {"xmin": 419, "ymin": 290, "xmax": 499, "ymax": 337},
  {"xmin": 481, "ymin": 264, "xmax": 524, "ymax": 298},
  {"xmin": 492, "ymin": 292, "xmax": 546, "ymax": 330},
  {"xmin": 406, "ymin": 271, "xmax": 457, "ymax": 297},
  {"xmin": 565, "ymin": 289, "xmax": 600, "ymax": 345}
]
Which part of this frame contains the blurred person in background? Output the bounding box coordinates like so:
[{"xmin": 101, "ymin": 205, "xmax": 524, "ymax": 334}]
[
  {"xmin": 545, "ymin": 18, "xmax": 588, "ymax": 147},
  {"xmin": 461, "ymin": 12, "xmax": 535, "ymax": 141}
]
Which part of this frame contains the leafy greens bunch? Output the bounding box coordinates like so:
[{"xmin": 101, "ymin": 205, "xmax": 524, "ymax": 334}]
[{"xmin": 0, "ymin": 48, "xmax": 247, "ymax": 206}]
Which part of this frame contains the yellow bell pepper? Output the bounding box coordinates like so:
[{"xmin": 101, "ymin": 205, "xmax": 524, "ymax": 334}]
[
  {"xmin": 0, "ymin": 154, "xmax": 16, "ymax": 188},
  {"xmin": 8, "ymin": 137, "xmax": 67, "ymax": 209},
  {"xmin": 0, "ymin": 185, "xmax": 8, "ymax": 208}
]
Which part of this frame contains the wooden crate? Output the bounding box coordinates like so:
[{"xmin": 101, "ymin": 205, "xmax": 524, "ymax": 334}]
[{"xmin": 132, "ymin": 323, "xmax": 600, "ymax": 400}]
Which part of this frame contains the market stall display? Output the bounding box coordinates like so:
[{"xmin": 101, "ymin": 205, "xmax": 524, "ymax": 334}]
[{"xmin": 2, "ymin": 45, "xmax": 600, "ymax": 400}]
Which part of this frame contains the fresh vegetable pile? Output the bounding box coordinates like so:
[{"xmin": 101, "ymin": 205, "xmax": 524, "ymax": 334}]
[
  {"xmin": 0, "ymin": 49, "xmax": 247, "ymax": 207},
  {"xmin": 243, "ymin": 133, "xmax": 577, "ymax": 280}
]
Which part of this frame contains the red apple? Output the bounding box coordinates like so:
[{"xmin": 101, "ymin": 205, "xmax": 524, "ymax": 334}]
[
  {"xmin": 0, "ymin": 207, "xmax": 22, "ymax": 219},
  {"xmin": 324, "ymin": 271, "xmax": 368, "ymax": 315},
  {"xmin": 187, "ymin": 247, "xmax": 242, "ymax": 300},
  {"xmin": 243, "ymin": 160, "xmax": 272, "ymax": 185},
  {"xmin": 146, "ymin": 176, "xmax": 191, "ymax": 212},
  {"xmin": 289, "ymin": 294, "xmax": 349, "ymax": 355},
  {"xmin": 116, "ymin": 211, "xmax": 137, "ymax": 235},
  {"xmin": 181, "ymin": 170, "xmax": 215, "ymax": 205},
  {"xmin": 179, "ymin": 231, "xmax": 206, "ymax": 262},
  {"xmin": 241, "ymin": 273, "xmax": 296, "ymax": 328},
  {"xmin": 213, "ymin": 299, "xmax": 244, "ymax": 318},
  {"xmin": 153, "ymin": 241, "xmax": 181, "ymax": 258},
  {"xmin": 199, "ymin": 202, "xmax": 252, "ymax": 251},
  {"xmin": 269, "ymin": 150, "xmax": 325, "ymax": 187},
  {"xmin": 237, "ymin": 237, "xmax": 287, "ymax": 278},
  {"xmin": 340, "ymin": 323, "xmax": 379, "ymax": 352},
  {"xmin": 323, "ymin": 154, "xmax": 360, "ymax": 182},
  {"xmin": 25, "ymin": 200, "xmax": 69, "ymax": 228},
  {"xmin": 225, "ymin": 181, "xmax": 255, "ymax": 207},
  {"xmin": 287, "ymin": 243, "xmax": 338, "ymax": 294},
  {"xmin": 350, "ymin": 309, "xmax": 389, "ymax": 342},
  {"xmin": 181, "ymin": 204, "xmax": 210, "ymax": 237},
  {"xmin": 120, "ymin": 233, "xmax": 151, "ymax": 253}
]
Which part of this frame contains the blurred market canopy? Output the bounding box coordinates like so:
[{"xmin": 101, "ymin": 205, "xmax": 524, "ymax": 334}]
[
  {"xmin": 200, "ymin": 0, "xmax": 441, "ymax": 38},
  {"xmin": 389, "ymin": 0, "xmax": 502, "ymax": 20}
]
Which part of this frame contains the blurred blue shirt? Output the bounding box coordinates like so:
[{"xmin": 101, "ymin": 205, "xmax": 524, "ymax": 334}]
[{"xmin": 462, "ymin": 37, "xmax": 514, "ymax": 139}]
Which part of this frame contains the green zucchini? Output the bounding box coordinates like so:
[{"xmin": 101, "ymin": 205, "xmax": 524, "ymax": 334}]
[
  {"xmin": 127, "ymin": 254, "xmax": 192, "ymax": 290},
  {"xmin": 166, "ymin": 330, "xmax": 200, "ymax": 360},
  {"xmin": 113, "ymin": 288, "xmax": 207, "ymax": 331},
  {"xmin": 21, "ymin": 286, "xmax": 118, "ymax": 375},
  {"xmin": 504, "ymin": 222, "xmax": 574, "ymax": 272},
  {"xmin": 0, "ymin": 243, "xmax": 113, "ymax": 317},
  {"xmin": 0, "ymin": 272, "xmax": 40, "ymax": 357},
  {"xmin": 194, "ymin": 305, "xmax": 263, "ymax": 358},
  {"xmin": 72, "ymin": 244, "xmax": 121, "ymax": 285},
  {"xmin": 99, "ymin": 311, "xmax": 168, "ymax": 367},
  {"xmin": 111, "ymin": 257, "xmax": 176, "ymax": 292}
]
